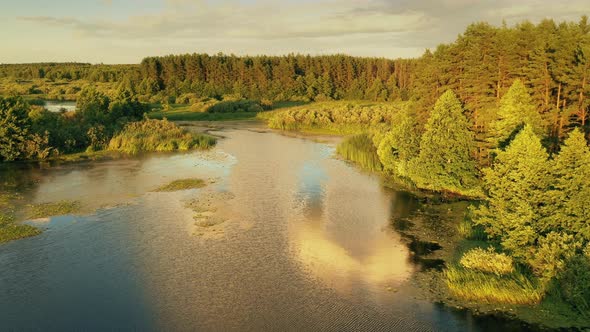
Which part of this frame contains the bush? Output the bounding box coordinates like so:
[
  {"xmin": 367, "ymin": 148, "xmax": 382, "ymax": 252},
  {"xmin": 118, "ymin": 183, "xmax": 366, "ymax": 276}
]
[
  {"xmin": 264, "ymin": 101, "xmax": 399, "ymax": 133},
  {"xmin": 554, "ymin": 256, "xmax": 590, "ymax": 317},
  {"xmin": 108, "ymin": 118, "xmax": 216, "ymax": 154},
  {"xmin": 206, "ymin": 100, "xmax": 263, "ymax": 113},
  {"xmin": 460, "ymin": 247, "xmax": 514, "ymax": 276}
]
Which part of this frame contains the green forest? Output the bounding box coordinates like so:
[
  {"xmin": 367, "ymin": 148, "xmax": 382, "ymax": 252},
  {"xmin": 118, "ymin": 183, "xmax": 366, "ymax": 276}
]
[{"xmin": 1, "ymin": 16, "xmax": 590, "ymax": 327}]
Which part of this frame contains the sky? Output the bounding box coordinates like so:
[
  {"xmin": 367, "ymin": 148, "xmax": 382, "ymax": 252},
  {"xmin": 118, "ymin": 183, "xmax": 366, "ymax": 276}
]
[{"xmin": 1, "ymin": 0, "xmax": 589, "ymax": 64}]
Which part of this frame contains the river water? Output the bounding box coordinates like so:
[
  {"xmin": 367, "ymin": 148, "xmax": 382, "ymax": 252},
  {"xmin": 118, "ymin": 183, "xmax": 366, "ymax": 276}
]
[{"xmin": 0, "ymin": 124, "xmax": 531, "ymax": 331}]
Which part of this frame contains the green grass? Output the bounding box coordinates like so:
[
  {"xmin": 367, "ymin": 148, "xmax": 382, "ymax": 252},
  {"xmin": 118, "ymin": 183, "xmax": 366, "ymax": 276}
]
[
  {"xmin": 108, "ymin": 118, "xmax": 216, "ymax": 154},
  {"xmin": 27, "ymin": 200, "xmax": 82, "ymax": 219},
  {"xmin": 153, "ymin": 178, "xmax": 206, "ymax": 192},
  {"xmin": 445, "ymin": 264, "xmax": 544, "ymax": 305}
]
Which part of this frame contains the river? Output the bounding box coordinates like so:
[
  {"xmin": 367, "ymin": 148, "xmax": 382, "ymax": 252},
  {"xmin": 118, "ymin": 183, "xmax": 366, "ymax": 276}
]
[{"xmin": 0, "ymin": 123, "xmax": 532, "ymax": 331}]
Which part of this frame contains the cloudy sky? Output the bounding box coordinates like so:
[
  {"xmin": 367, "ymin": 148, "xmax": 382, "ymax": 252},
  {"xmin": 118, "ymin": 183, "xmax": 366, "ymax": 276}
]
[{"xmin": 1, "ymin": 0, "xmax": 589, "ymax": 63}]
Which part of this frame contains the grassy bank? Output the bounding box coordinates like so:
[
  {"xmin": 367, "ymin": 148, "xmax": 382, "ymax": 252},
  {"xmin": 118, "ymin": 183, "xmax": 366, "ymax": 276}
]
[{"xmin": 148, "ymin": 103, "xmax": 260, "ymax": 121}]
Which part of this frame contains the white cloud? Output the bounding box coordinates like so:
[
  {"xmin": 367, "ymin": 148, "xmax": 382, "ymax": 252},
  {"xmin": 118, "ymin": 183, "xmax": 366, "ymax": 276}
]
[{"xmin": 8, "ymin": 0, "xmax": 590, "ymax": 63}]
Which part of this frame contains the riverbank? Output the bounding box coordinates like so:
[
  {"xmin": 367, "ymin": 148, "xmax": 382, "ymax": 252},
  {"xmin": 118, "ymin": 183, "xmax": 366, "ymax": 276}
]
[
  {"xmin": 255, "ymin": 109, "xmax": 590, "ymax": 330},
  {"xmin": 344, "ymin": 156, "xmax": 590, "ymax": 329}
]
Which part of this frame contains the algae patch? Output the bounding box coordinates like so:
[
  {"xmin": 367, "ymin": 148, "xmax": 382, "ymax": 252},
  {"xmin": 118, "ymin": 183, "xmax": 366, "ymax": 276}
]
[
  {"xmin": 27, "ymin": 200, "xmax": 82, "ymax": 219},
  {"xmin": 153, "ymin": 178, "xmax": 206, "ymax": 192}
]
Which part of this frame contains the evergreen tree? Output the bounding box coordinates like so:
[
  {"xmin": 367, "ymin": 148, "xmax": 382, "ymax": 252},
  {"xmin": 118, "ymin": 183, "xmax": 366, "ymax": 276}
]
[
  {"xmin": 550, "ymin": 129, "xmax": 590, "ymax": 242},
  {"xmin": 377, "ymin": 106, "xmax": 420, "ymax": 177},
  {"xmin": 410, "ymin": 90, "xmax": 477, "ymax": 193},
  {"xmin": 473, "ymin": 125, "xmax": 552, "ymax": 262},
  {"xmin": 488, "ymin": 80, "xmax": 544, "ymax": 149}
]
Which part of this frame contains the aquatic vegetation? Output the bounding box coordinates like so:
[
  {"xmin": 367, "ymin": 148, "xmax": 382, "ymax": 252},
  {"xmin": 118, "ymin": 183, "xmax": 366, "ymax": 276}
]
[
  {"xmin": 336, "ymin": 134, "xmax": 383, "ymax": 172},
  {"xmin": 153, "ymin": 178, "xmax": 206, "ymax": 192},
  {"xmin": 445, "ymin": 265, "xmax": 544, "ymax": 305},
  {"xmin": 0, "ymin": 193, "xmax": 41, "ymax": 243},
  {"xmin": 108, "ymin": 118, "xmax": 216, "ymax": 154},
  {"xmin": 460, "ymin": 247, "xmax": 514, "ymax": 276},
  {"xmin": 27, "ymin": 200, "xmax": 81, "ymax": 219},
  {"xmin": 0, "ymin": 218, "xmax": 41, "ymax": 243}
]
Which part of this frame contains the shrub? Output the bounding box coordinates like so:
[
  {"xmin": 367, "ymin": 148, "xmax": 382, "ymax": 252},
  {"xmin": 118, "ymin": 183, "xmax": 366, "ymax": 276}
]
[
  {"xmin": 108, "ymin": 118, "xmax": 216, "ymax": 154},
  {"xmin": 554, "ymin": 255, "xmax": 590, "ymax": 317},
  {"xmin": 460, "ymin": 247, "xmax": 514, "ymax": 275}
]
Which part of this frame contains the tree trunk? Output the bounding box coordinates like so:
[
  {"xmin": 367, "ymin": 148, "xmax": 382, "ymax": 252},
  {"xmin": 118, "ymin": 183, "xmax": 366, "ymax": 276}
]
[
  {"xmin": 556, "ymin": 83, "xmax": 562, "ymax": 109},
  {"xmin": 544, "ymin": 62, "xmax": 550, "ymax": 107},
  {"xmin": 579, "ymin": 64, "xmax": 588, "ymax": 126}
]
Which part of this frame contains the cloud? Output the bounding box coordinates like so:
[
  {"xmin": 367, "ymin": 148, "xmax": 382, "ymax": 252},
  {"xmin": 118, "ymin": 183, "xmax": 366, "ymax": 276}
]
[
  {"xmin": 17, "ymin": 0, "xmax": 435, "ymax": 41},
  {"xmin": 10, "ymin": 0, "xmax": 590, "ymax": 62}
]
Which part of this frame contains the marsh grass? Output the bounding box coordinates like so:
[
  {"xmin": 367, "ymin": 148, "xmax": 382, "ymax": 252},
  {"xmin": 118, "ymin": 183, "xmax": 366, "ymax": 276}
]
[
  {"xmin": 445, "ymin": 265, "xmax": 544, "ymax": 305},
  {"xmin": 457, "ymin": 217, "xmax": 487, "ymax": 241},
  {"xmin": 336, "ymin": 134, "xmax": 383, "ymax": 172},
  {"xmin": 27, "ymin": 200, "xmax": 81, "ymax": 219},
  {"xmin": 460, "ymin": 247, "xmax": 514, "ymax": 275},
  {"xmin": 108, "ymin": 118, "xmax": 216, "ymax": 154},
  {"xmin": 153, "ymin": 178, "xmax": 206, "ymax": 192}
]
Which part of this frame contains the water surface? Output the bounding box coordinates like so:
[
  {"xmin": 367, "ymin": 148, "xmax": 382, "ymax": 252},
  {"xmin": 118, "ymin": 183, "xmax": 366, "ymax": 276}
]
[
  {"xmin": 44, "ymin": 100, "xmax": 76, "ymax": 113},
  {"xmin": 0, "ymin": 125, "xmax": 531, "ymax": 331}
]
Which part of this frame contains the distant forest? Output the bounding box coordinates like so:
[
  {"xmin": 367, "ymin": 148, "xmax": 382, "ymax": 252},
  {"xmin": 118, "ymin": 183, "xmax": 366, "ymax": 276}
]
[{"xmin": 2, "ymin": 16, "xmax": 589, "ymax": 147}]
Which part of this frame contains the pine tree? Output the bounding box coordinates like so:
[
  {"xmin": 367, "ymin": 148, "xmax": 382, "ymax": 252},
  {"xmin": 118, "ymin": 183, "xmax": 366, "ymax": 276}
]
[
  {"xmin": 550, "ymin": 129, "xmax": 590, "ymax": 242},
  {"xmin": 410, "ymin": 90, "xmax": 478, "ymax": 193},
  {"xmin": 377, "ymin": 106, "xmax": 420, "ymax": 177},
  {"xmin": 473, "ymin": 125, "xmax": 552, "ymax": 262},
  {"xmin": 488, "ymin": 80, "xmax": 544, "ymax": 149}
]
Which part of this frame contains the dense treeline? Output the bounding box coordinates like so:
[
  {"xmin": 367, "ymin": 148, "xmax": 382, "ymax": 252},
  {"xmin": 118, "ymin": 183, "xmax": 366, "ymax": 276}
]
[
  {"xmin": 139, "ymin": 54, "xmax": 415, "ymax": 102},
  {"xmin": 0, "ymin": 63, "xmax": 139, "ymax": 82},
  {"xmin": 411, "ymin": 16, "xmax": 590, "ymax": 163}
]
